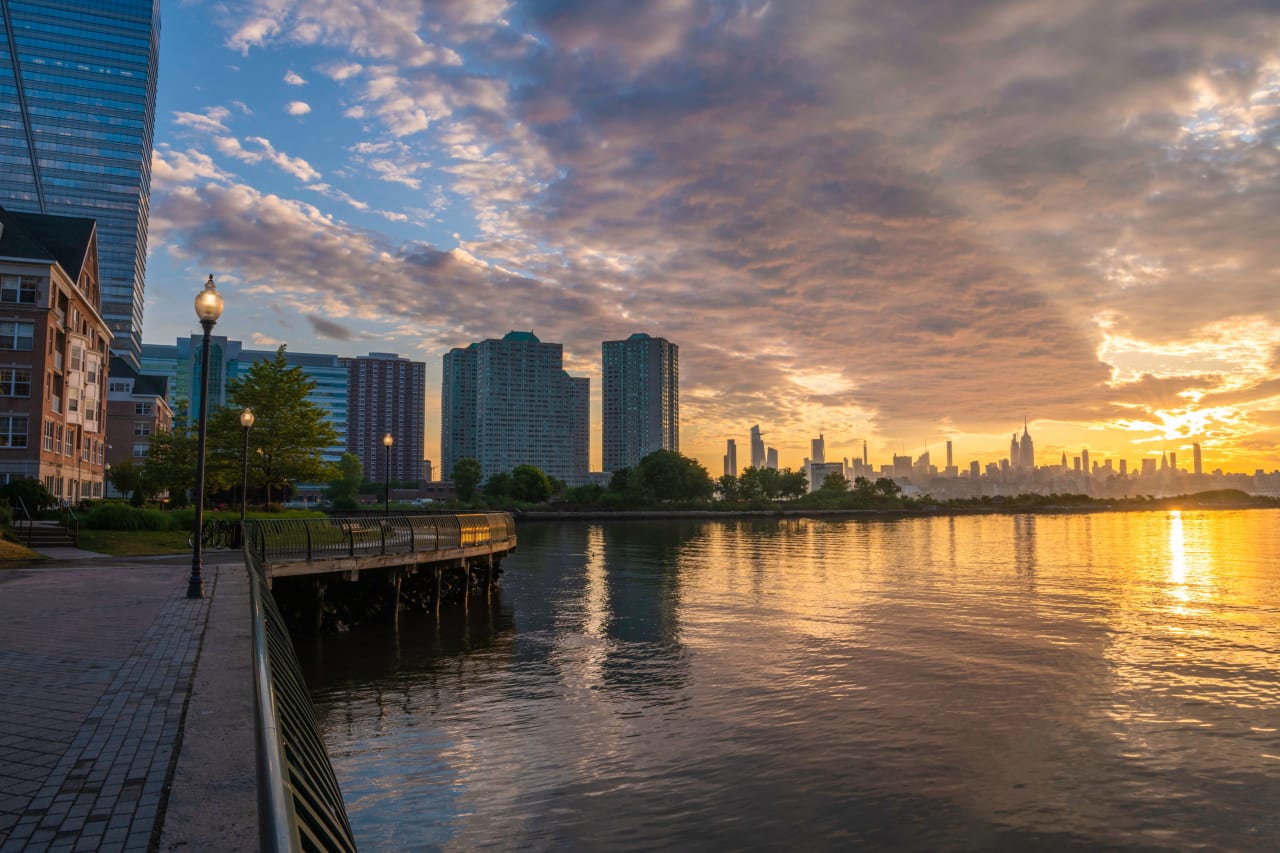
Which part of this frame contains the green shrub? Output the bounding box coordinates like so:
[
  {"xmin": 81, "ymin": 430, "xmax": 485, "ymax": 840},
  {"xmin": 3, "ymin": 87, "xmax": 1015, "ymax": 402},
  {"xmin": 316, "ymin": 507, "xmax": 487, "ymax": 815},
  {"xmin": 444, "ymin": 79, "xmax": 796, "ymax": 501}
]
[
  {"xmin": 169, "ymin": 508, "xmax": 197, "ymax": 532},
  {"xmin": 0, "ymin": 504, "xmax": 11, "ymax": 527}
]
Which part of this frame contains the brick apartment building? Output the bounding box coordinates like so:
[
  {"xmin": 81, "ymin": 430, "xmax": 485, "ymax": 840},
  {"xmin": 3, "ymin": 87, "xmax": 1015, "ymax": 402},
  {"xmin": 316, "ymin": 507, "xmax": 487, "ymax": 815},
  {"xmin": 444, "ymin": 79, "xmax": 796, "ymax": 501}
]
[{"xmin": 0, "ymin": 208, "xmax": 110, "ymax": 501}]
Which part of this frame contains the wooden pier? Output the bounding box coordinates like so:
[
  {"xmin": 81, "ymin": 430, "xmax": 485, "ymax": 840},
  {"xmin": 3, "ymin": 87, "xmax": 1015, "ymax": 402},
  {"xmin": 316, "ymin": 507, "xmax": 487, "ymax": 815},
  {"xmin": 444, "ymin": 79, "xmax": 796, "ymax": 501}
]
[{"xmin": 245, "ymin": 513, "xmax": 516, "ymax": 632}]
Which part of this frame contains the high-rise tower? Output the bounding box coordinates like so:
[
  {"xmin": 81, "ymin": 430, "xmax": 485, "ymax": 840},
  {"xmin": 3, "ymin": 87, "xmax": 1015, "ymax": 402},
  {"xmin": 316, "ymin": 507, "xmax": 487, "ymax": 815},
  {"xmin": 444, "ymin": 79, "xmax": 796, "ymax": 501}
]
[
  {"xmin": 1019, "ymin": 419, "xmax": 1034, "ymax": 470},
  {"xmin": 723, "ymin": 439, "xmax": 737, "ymax": 478},
  {"xmin": 441, "ymin": 331, "xmax": 589, "ymax": 485},
  {"xmin": 342, "ymin": 353, "xmax": 426, "ymax": 483},
  {"xmin": 0, "ymin": 0, "xmax": 161, "ymax": 365},
  {"xmin": 601, "ymin": 333, "xmax": 678, "ymax": 472},
  {"xmin": 750, "ymin": 425, "xmax": 766, "ymax": 468}
]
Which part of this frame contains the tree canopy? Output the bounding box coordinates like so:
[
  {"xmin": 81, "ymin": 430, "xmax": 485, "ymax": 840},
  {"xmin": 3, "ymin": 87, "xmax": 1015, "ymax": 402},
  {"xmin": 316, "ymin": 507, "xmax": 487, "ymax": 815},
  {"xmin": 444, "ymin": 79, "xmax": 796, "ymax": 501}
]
[
  {"xmin": 452, "ymin": 458, "xmax": 483, "ymax": 502},
  {"xmin": 207, "ymin": 346, "xmax": 340, "ymax": 501}
]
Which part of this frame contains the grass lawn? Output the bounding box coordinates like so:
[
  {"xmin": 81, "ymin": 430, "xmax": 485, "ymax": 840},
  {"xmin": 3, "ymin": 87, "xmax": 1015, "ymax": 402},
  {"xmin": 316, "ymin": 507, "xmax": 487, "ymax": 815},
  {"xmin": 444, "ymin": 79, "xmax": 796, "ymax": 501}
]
[
  {"xmin": 75, "ymin": 528, "xmax": 193, "ymax": 557},
  {"xmin": 0, "ymin": 538, "xmax": 42, "ymax": 563}
]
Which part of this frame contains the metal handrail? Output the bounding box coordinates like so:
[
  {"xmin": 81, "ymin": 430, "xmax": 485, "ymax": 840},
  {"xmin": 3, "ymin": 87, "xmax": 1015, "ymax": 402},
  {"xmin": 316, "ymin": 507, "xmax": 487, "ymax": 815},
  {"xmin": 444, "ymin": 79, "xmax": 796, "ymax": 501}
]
[
  {"xmin": 248, "ymin": 512, "xmax": 516, "ymax": 563},
  {"xmin": 58, "ymin": 499, "xmax": 79, "ymax": 547},
  {"xmin": 14, "ymin": 496, "xmax": 32, "ymax": 545},
  {"xmin": 245, "ymin": 524, "xmax": 358, "ymax": 852}
]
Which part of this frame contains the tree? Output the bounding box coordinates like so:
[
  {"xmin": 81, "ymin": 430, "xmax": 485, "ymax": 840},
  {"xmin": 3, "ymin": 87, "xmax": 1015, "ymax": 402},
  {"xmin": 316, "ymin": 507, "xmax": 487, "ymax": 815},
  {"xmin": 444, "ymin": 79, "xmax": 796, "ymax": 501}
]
[
  {"xmin": 452, "ymin": 458, "xmax": 482, "ymax": 502},
  {"xmin": 483, "ymin": 471, "xmax": 513, "ymax": 501},
  {"xmin": 636, "ymin": 450, "xmax": 714, "ymax": 503},
  {"xmin": 0, "ymin": 478, "xmax": 55, "ymax": 512},
  {"xmin": 208, "ymin": 347, "xmax": 341, "ymax": 503},
  {"xmin": 511, "ymin": 464, "xmax": 552, "ymax": 503},
  {"xmin": 778, "ymin": 468, "xmax": 808, "ymax": 499},
  {"xmin": 143, "ymin": 426, "xmax": 198, "ymax": 506},
  {"xmin": 715, "ymin": 474, "xmax": 740, "ymax": 502},
  {"xmin": 738, "ymin": 466, "xmax": 781, "ymax": 501},
  {"xmin": 818, "ymin": 471, "xmax": 849, "ymax": 494},
  {"xmin": 106, "ymin": 457, "xmax": 143, "ymax": 498},
  {"xmin": 327, "ymin": 453, "xmax": 363, "ymax": 509}
]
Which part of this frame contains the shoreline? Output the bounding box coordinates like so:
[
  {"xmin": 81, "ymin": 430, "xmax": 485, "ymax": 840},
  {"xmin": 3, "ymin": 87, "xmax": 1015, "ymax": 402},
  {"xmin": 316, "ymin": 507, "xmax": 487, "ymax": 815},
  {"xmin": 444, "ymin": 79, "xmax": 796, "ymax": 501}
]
[{"xmin": 516, "ymin": 500, "xmax": 1278, "ymax": 522}]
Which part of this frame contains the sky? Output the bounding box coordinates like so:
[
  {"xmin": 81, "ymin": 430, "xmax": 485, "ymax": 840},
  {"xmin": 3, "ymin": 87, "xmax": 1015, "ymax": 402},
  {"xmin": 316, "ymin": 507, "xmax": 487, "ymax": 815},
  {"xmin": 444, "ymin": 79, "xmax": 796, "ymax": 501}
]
[{"xmin": 147, "ymin": 0, "xmax": 1280, "ymax": 476}]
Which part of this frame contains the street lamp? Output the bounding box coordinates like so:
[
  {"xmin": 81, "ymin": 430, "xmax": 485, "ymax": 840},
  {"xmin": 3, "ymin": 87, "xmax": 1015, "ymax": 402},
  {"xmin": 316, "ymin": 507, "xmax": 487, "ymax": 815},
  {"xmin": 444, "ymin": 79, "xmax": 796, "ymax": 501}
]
[
  {"xmin": 104, "ymin": 463, "xmax": 111, "ymax": 500},
  {"xmin": 239, "ymin": 408, "xmax": 255, "ymax": 524},
  {"xmin": 189, "ymin": 274, "xmax": 223, "ymax": 599},
  {"xmin": 383, "ymin": 433, "xmax": 394, "ymax": 516}
]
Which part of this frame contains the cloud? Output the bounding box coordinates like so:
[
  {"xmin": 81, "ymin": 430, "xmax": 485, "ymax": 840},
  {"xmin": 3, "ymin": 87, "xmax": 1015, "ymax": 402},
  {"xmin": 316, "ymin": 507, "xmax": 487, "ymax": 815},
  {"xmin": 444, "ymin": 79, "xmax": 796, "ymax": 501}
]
[
  {"xmin": 188, "ymin": 0, "xmax": 1280, "ymax": 468},
  {"xmin": 215, "ymin": 135, "xmax": 322, "ymax": 182},
  {"xmin": 308, "ymin": 315, "xmax": 355, "ymax": 341},
  {"xmin": 286, "ymin": 100, "xmax": 312, "ymax": 115},
  {"xmin": 173, "ymin": 106, "xmax": 231, "ymax": 134},
  {"xmin": 284, "ymin": 70, "xmax": 307, "ymax": 85}
]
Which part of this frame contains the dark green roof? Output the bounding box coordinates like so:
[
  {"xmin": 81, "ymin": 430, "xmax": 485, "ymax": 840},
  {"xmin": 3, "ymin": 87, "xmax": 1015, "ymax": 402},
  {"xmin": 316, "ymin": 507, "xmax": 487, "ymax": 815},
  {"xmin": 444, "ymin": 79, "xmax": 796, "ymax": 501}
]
[
  {"xmin": 503, "ymin": 330, "xmax": 540, "ymax": 342},
  {"xmin": 0, "ymin": 207, "xmax": 96, "ymax": 282}
]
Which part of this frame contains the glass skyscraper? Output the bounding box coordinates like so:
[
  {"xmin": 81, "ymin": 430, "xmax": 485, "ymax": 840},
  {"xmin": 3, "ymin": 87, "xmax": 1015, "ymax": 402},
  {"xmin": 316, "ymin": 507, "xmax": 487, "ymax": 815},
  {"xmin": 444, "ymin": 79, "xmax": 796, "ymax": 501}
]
[{"xmin": 0, "ymin": 0, "xmax": 160, "ymax": 365}]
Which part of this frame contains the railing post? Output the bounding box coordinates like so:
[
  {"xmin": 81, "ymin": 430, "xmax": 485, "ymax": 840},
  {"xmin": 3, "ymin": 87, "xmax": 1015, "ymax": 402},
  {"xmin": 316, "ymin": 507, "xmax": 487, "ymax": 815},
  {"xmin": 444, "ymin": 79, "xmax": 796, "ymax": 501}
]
[{"xmin": 305, "ymin": 521, "xmax": 312, "ymax": 561}]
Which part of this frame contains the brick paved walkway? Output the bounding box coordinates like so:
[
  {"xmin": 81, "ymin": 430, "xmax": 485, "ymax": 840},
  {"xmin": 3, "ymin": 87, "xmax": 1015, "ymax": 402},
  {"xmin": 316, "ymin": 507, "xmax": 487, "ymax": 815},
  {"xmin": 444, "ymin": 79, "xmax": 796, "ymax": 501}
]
[{"xmin": 0, "ymin": 557, "xmax": 226, "ymax": 853}]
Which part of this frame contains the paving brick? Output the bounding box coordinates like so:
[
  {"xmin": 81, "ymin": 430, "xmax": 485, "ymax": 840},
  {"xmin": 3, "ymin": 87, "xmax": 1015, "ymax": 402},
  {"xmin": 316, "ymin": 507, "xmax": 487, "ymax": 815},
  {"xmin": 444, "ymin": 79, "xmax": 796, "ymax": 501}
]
[{"xmin": 0, "ymin": 559, "xmax": 221, "ymax": 850}]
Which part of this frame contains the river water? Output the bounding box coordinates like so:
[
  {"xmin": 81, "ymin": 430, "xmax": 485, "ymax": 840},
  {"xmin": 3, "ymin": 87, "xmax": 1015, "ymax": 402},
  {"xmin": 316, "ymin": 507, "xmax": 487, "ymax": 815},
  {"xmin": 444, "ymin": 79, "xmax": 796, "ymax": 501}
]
[{"xmin": 298, "ymin": 510, "xmax": 1280, "ymax": 851}]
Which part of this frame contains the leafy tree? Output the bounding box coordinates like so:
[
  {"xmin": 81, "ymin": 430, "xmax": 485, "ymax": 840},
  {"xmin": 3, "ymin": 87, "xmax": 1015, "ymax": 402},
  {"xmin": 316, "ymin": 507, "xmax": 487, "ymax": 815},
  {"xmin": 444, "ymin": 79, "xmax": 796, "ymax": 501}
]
[
  {"xmin": 738, "ymin": 466, "xmax": 781, "ymax": 501},
  {"xmin": 511, "ymin": 464, "xmax": 552, "ymax": 503},
  {"xmin": 483, "ymin": 471, "xmax": 513, "ymax": 500},
  {"xmin": 452, "ymin": 458, "xmax": 483, "ymax": 502},
  {"xmin": 566, "ymin": 483, "xmax": 605, "ymax": 505},
  {"xmin": 636, "ymin": 450, "xmax": 713, "ymax": 503},
  {"xmin": 607, "ymin": 466, "xmax": 633, "ymax": 493},
  {"xmin": 873, "ymin": 477, "xmax": 902, "ymax": 498},
  {"xmin": 327, "ymin": 453, "xmax": 363, "ymax": 509},
  {"xmin": 715, "ymin": 474, "xmax": 740, "ymax": 502},
  {"xmin": 0, "ymin": 478, "xmax": 55, "ymax": 512},
  {"xmin": 143, "ymin": 426, "xmax": 198, "ymax": 506},
  {"xmin": 778, "ymin": 468, "xmax": 808, "ymax": 499},
  {"xmin": 208, "ymin": 346, "xmax": 341, "ymax": 502},
  {"xmin": 818, "ymin": 471, "xmax": 849, "ymax": 494},
  {"xmin": 106, "ymin": 457, "xmax": 143, "ymax": 498}
]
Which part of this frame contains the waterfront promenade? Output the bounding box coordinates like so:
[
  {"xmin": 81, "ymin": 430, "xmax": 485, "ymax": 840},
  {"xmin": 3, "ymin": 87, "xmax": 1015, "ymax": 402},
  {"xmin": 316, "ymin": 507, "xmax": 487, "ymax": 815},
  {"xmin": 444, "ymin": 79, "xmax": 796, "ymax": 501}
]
[{"xmin": 0, "ymin": 550, "xmax": 255, "ymax": 852}]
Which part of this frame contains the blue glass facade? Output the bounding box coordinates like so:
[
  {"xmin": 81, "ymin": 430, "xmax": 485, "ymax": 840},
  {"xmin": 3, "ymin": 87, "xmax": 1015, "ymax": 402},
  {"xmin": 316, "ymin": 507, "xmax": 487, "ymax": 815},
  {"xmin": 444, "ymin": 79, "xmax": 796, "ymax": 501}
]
[{"xmin": 0, "ymin": 0, "xmax": 160, "ymax": 365}]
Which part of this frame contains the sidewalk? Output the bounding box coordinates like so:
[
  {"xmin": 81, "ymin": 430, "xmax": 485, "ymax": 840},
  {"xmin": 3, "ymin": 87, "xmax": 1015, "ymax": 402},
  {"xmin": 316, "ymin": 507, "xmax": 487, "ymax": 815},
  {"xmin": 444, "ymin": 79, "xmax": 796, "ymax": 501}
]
[{"xmin": 0, "ymin": 552, "xmax": 245, "ymax": 852}]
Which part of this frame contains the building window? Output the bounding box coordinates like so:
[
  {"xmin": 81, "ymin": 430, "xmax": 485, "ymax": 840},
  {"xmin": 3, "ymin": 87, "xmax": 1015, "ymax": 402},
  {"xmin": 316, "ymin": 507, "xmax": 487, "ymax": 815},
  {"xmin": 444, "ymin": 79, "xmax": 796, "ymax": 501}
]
[
  {"xmin": 134, "ymin": 402, "xmax": 152, "ymax": 416},
  {"xmin": 69, "ymin": 344, "xmax": 83, "ymax": 372},
  {"xmin": 43, "ymin": 420, "xmax": 54, "ymax": 451},
  {"xmin": 134, "ymin": 421, "xmax": 151, "ymax": 436},
  {"xmin": 0, "ymin": 369, "xmax": 31, "ymax": 397},
  {"xmin": 133, "ymin": 443, "xmax": 149, "ymax": 459},
  {"xmin": 0, "ymin": 321, "xmax": 34, "ymax": 351},
  {"xmin": 64, "ymin": 427, "xmax": 74, "ymax": 456},
  {"xmin": 0, "ymin": 275, "xmax": 39, "ymax": 305},
  {"xmin": 109, "ymin": 381, "xmax": 130, "ymax": 392},
  {"xmin": 0, "ymin": 415, "xmax": 28, "ymax": 448}
]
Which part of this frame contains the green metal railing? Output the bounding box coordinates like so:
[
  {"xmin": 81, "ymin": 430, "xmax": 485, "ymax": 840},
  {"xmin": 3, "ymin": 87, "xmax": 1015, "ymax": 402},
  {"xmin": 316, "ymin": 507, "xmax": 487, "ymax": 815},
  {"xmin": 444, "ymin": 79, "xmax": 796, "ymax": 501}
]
[
  {"xmin": 246, "ymin": 512, "xmax": 516, "ymax": 563},
  {"xmin": 246, "ymin": 531, "xmax": 359, "ymax": 852}
]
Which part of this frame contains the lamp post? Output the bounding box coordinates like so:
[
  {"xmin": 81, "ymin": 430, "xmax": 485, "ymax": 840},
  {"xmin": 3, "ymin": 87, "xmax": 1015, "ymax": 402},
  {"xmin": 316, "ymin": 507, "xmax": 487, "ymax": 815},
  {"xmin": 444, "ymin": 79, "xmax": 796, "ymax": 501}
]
[
  {"xmin": 189, "ymin": 274, "xmax": 223, "ymax": 599},
  {"xmin": 104, "ymin": 463, "xmax": 111, "ymax": 500},
  {"xmin": 239, "ymin": 408, "xmax": 254, "ymax": 524},
  {"xmin": 383, "ymin": 433, "xmax": 394, "ymax": 516}
]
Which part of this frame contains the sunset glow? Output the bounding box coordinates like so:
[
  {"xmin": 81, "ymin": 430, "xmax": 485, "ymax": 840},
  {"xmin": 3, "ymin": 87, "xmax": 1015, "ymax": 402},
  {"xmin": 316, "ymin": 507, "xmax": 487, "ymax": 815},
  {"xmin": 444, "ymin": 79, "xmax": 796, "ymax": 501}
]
[{"xmin": 147, "ymin": 2, "xmax": 1280, "ymax": 474}]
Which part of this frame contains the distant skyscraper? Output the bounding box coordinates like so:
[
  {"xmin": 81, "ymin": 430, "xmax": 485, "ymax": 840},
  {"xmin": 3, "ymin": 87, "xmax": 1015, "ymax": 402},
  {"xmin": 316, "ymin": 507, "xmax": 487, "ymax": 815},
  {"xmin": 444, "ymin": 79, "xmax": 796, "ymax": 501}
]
[
  {"xmin": 601, "ymin": 333, "xmax": 678, "ymax": 472},
  {"xmin": 765, "ymin": 447, "xmax": 778, "ymax": 470},
  {"xmin": 441, "ymin": 331, "xmax": 589, "ymax": 484},
  {"xmin": 1193, "ymin": 442, "xmax": 1202, "ymax": 475},
  {"xmin": 811, "ymin": 434, "xmax": 825, "ymax": 465},
  {"xmin": 341, "ymin": 353, "xmax": 425, "ymax": 483},
  {"xmin": 750, "ymin": 425, "xmax": 765, "ymax": 468},
  {"xmin": 1081, "ymin": 448, "xmax": 1090, "ymax": 475},
  {"xmin": 946, "ymin": 440, "xmax": 953, "ymax": 470},
  {"xmin": 724, "ymin": 438, "xmax": 737, "ymax": 478},
  {"xmin": 1020, "ymin": 420, "xmax": 1034, "ymax": 470},
  {"xmin": 0, "ymin": 0, "xmax": 161, "ymax": 365}
]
